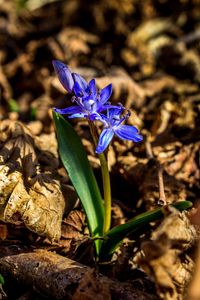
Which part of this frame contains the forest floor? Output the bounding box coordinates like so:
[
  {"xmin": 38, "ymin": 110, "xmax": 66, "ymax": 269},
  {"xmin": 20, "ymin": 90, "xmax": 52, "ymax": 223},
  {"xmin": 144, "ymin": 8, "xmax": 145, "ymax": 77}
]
[{"xmin": 0, "ymin": 1, "xmax": 200, "ymax": 299}]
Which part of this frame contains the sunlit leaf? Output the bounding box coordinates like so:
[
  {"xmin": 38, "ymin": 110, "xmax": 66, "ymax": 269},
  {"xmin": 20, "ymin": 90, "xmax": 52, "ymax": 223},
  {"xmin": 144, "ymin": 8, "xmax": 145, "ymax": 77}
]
[
  {"xmin": 100, "ymin": 201, "xmax": 192, "ymax": 259},
  {"xmin": 53, "ymin": 112, "xmax": 104, "ymax": 255}
]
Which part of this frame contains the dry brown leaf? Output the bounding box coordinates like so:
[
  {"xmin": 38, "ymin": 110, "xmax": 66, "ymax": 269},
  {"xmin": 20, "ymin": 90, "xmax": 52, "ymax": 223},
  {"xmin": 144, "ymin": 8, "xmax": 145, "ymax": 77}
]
[
  {"xmin": 151, "ymin": 100, "xmax": 196, "ymax": 137},
  {"xmin": 122, "ymin": 19, "xmax": 177, "ymax": 79},
  {"xmin": 159, "ymin": 41, "xmax": 200, "ymax": 83},
  {"xmin": 187, "ymin": 241, "xmax": 200, "ymax": 300},
  {"xmin": 0, "ymin": 120, "xmax": 65, "ymax": 241},
  {"xmin": 138, "ymin": 210, "xmax": 197, "ymax": 300},
  {"xmin": 127, "ymin": 19, "xmax": 179, "ymax": 47},
  {"xmin": 140, "ymin": 75, "xmax": 198, "ymax": 99},
  {"xmin": 60, "ymin": 210, "xmax": 86, "ymax": 253},
  {"xmin": 153, "ymin": 142, "xmax": 200, "ymax": 186},
  {"xmin": 95, "ymin": 67, "xmax": 146, "ymax": 108}
]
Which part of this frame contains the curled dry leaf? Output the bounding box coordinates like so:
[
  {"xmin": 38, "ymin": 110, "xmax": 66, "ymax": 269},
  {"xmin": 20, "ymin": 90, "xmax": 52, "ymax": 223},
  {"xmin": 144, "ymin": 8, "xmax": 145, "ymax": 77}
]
[
  {"xmin": 138, "ymin": 210, "xmax": 197, "ymax": 300},
  {"xmin": 122, "ymin": 19, "xmax": 179, "ymax": 79},
  {"xmin": 60, "ymin": 210, "xmax": 86, "ymax": 254},
  {"xmin": 95, "ymin": 67, "xmax": 145, "ymax": 108},
  {"xmin": 153, "ymin": 142, "xmax": 200, "ymax": 186},
  {"xmin": 187, "ymin": 202, "xmax": 200, "ymax": 299},
  {"xmin": 158, "ymin": 41, "xmax": 200, "ymax": 83},
  {"xmin": 0, "ymin": 120, "xmax": 65, "ymax": 241},
  {"xmin": 150, "ymin": 99, "xmax": 196, "ymax": 138}
]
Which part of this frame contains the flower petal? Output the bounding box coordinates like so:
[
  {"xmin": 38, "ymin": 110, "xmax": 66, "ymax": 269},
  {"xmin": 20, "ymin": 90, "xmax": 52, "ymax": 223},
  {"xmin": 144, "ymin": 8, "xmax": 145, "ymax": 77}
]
[
  {"xmin": 97, "ymin": 104, "xmax": 121, "ymax": 113},
  {"xmin": 54, "ymin": 106, "xmax": 82, "ymax": 115},
  {"xmin": 68, "ymin": 113, "xmax": 86, "ymax": 119},
  {"xmin": 96, "ymin": 128, "xmax": 114, "ymax": 154},
  {"xmin": 89, "ymin": 112, "xmax": 103, "ymax": 122},
  {"xmin": 99, "ymin": 84, "xmax": 112, "ymax": 104},
  {"xmin": 73, "ymin": 82, "xmax": 84, "ymax": 97},
  {"xmin": 52, "ymin": 60, "xmax": 74, "ymax": 92},
  {"xmin": 72, "ymin": 73, "xmax": 88, "ymax": 91},
  {"xmin": 89, "ymin": 79, "xmax": 97, "ymax": 98},
  {"xmin": 115, "ymin": 125, "xmax": 143, "ymax": 142},
  {"xmin": 107, "ymin": 106, "xmax": 124, "ymax": 119}
]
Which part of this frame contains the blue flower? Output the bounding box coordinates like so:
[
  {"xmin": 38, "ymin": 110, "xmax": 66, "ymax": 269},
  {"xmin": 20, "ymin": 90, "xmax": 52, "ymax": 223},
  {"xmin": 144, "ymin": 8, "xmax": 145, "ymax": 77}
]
[
  {"xmin": 52, "ymin": 60, "xmax": 74, "ymax": 93},
  {"xmin": 96, "ymin": 106, "xmax": 143, "ymax": 154},
  {"xmin": 53, "ymin": 60, "xmax": 113, "ymax": 120}
]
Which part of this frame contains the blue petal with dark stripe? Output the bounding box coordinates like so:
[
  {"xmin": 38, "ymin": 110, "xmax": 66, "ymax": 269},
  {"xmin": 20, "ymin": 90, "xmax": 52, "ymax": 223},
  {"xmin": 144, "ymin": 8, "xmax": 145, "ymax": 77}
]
[
  {"xmin": 96, "ymin": 128, "xmax": 114, "ymax": 154},
  {"xmin": 115, "ymin": 125, "xmax": 143, "ymax": 142},
  {"xmin": 99, "ymin": 84, "xmax": 112, "ymax": 104},
  {"xmin": 72, "ymin": 73, "xmax": 88, "ymax": 91},
  {"xmin": 52, "ymin": 60, "xmax": 74, "ymax": 92},
  {"xmin": 54, "ymin": 106, "xmax": 82, "ymax": 115}
]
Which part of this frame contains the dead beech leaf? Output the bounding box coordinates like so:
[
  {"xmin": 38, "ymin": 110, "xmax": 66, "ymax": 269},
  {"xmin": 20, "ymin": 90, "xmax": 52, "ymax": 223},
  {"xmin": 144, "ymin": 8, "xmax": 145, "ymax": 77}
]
[
  {"xmin": 151, "ymin": 99, "xmax": 196, "ymax": 137},
  {"xmin": 122, "ymin": 19, "xmax": 179, "ymax": 79},
  {"xmin": 127, "ymin": 19, "xmax": 177, "ymax": 47},
  {"xmin": 95, "ymin": 67, "xmax": 145, "ymax": 108},
  {"xmin": 138, "ymin": 211, "xmax": 196, "ymax": 300},
  {"xmin": 153, "ymin": 142, "xmax": 200, "ymax": 186},
  {"xmin": 57, "ymin": 27, "xmax": 99, "ymax": 56},
  {"xmin": 60, "ymin": 210, "xmax": 86, "ymax": 253},
  {"xmin": 0, "ymin": 120, "xmax": 65, "ymax": 241}
]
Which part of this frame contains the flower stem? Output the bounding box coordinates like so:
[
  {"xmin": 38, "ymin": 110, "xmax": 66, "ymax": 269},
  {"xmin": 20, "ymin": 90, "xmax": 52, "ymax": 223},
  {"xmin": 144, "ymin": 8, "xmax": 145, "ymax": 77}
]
[{"xmin": 88, "ymin": 121, "xmax": 111, "ymax": 234}]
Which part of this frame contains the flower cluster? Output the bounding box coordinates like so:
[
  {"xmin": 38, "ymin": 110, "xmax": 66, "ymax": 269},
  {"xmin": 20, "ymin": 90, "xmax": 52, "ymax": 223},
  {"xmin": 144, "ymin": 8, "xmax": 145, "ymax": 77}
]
[{"xmin": 53, "ymin": 60, "xmax": 143, "ymax": 153}]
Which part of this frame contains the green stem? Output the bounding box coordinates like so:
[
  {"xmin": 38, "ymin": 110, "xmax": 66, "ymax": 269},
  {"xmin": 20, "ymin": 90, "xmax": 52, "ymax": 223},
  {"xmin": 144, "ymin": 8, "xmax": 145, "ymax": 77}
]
[{"xmin": 88, "ymin": 121, "xmax": 111, "ymax": 234}]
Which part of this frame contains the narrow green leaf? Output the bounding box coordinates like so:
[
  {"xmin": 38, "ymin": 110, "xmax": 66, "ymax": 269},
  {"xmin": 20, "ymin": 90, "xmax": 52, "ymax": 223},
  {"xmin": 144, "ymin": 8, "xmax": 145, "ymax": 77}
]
[
  {"xmin": 0, "ymin": 274, "xmax": 4, "ymax": 285},
  {"xmin": 8, "ymin": 99, "xmax": 20, "ymax": 112},
  {"xmin": 100, "ymin": 201, "xmax": 192, "ymax": 259},
  {"xmin": 53, "ymin": 112, "xmax": 104, "ymax": 254}
]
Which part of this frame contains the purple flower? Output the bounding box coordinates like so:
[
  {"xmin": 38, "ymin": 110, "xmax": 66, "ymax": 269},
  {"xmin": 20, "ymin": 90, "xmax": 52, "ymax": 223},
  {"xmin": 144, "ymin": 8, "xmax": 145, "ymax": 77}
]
[
  {"xmin": 96, "ymin": 106, "xmax": 143, "ymax": 154},
  {"xmin": 52, "ymin": 60, "xmax": 74, "ymax": 93},
  {"xmin": 53, "ymin": 60, "xmax": 113, "ymax": 120}
]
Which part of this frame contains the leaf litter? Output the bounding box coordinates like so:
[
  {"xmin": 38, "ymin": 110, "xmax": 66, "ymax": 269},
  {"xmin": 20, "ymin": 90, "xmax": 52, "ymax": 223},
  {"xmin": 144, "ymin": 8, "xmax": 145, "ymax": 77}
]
[{"xmin": 0, "ymin": 0, "xmax": 200, "ymax": 299}]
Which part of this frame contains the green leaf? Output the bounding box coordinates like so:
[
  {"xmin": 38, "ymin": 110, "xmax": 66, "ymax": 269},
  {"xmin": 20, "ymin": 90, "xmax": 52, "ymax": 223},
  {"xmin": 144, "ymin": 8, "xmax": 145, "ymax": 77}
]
[
  {"xmin": 53, "ymin": 112, "xmax": 104, "ymax": 254},
  {"xmin": 8, "ymin": 99, "xmax": 20, "ymax": 112},
  {"xmin": 0, "ymin": 274, "xmax": 4, "ymax": 285},
  {"xmin": 100, "ymin": 201, "xmax": 192, "ymax": 259}
]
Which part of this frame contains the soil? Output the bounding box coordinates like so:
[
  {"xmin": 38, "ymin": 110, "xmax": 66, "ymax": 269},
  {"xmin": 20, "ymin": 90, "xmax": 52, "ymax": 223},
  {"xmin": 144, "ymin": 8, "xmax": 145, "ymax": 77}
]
[{"xmin": 0, "ymin": 1, "xmax": 200, "ymax": 299}]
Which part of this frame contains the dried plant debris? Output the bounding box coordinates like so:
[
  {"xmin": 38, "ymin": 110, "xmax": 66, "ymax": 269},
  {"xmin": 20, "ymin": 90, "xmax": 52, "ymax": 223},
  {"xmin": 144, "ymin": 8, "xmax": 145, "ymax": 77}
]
[
  {"xmin": 153, "ymin": 142, "xmax": 200, "ymax": 187},
  {"xmin": 138, "ymin": 210, "xmax": 197, "ymax": 300},
  {"xmin": 0, "ymin": 250, "xmax": 158, "ymax": 300},
  {"xmin": 0, "ymin": 120, "xmax": 65, "ymax": 240},
  {"xmin": 95, "ymin": 67, "xmax": 146, "ymax": 109},
  {"xmin": 60, "ymin": 210, "xmax": 87, "ymax": 255},
  {"xmin": 117, "ymin": 156, "xmax": 189, "ymax": 210},
  {"xmin": 0, "ymin": 0, "xmax": 200, "ymax": 299},
  {"xmin": 187, "ymin": 204, "xmax": 200, "ymax": 299}
]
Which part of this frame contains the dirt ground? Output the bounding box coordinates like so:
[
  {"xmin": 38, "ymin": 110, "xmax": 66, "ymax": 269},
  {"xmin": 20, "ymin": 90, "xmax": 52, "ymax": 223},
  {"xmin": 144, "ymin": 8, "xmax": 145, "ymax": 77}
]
[{"xmin": 0, "ymin": 0, "xmax": 200, "ymax": 299}]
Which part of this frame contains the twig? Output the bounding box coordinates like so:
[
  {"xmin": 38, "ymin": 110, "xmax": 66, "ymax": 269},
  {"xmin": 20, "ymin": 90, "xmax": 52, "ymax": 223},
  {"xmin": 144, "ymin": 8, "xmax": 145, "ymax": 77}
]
[
  {"xmin": 145, "ymin": 140, "xmax": 167, "ymax": 206},
  {"xmin": 157, "ymin": 164, "xmax": 167, "ymax": 206}
]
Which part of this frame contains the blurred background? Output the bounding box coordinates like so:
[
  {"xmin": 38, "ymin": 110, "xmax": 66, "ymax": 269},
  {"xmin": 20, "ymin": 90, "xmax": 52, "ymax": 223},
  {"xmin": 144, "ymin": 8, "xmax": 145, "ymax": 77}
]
[
  {"xmin": 0, "ymin": 0, "xmax": 200, "ymax": 133},
  {"xmin": 0, "ymin": 1, "xmax": 200, "ymax": 299}
]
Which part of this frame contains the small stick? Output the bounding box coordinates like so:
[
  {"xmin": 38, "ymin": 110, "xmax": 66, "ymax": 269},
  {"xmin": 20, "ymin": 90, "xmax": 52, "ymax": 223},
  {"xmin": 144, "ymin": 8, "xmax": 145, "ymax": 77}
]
[
  {"xmin": 157, "ymin": 164, "xmax": 167, "ymax": 206},
  {"xmin": 145, "ymin": 140, "xmax": 167, "ymax": 206}
]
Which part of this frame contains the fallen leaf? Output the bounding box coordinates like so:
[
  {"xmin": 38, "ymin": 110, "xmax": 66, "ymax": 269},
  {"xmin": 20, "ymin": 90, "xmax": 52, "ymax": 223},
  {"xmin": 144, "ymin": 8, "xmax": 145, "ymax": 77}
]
[{"xmin": 0, "ymin": 120, "xmax": 65, "ymax": 240}]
